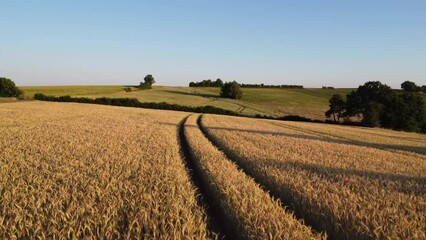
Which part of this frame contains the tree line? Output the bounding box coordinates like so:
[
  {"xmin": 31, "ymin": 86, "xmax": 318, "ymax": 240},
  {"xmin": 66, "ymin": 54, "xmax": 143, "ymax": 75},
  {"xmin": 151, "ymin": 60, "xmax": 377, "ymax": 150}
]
[
  {"xmin": 3, "ymin": 76, "xmax": 425, "ymax": 132},
  {"xmin": 189, "ymin": 79, "xmax": 224, "ymax": 87},
  {"xmin": 326, "ymin": 81, "xmax": 426, "ymax": 133},
  {"xmin": 34, "ymin": 93, "xmax": 239, "ymax": 116},
  {"xmin": 239, "ymin": 84, "xmax": 304, "ymax": 89},
  {"xmin": 189, "ymin": 79, "xmax": 304, "ymax": 89}
]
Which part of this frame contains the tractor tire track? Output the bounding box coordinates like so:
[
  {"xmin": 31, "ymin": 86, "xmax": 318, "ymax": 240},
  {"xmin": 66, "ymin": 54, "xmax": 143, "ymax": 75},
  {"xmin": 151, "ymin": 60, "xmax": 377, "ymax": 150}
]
[
  {"xmin": 196, "ymin": 114, "xmax": 330, "ymax": 239},
  {"xmin": 177, "ymin": 115, "xmax": 228, "ymax": 239}
]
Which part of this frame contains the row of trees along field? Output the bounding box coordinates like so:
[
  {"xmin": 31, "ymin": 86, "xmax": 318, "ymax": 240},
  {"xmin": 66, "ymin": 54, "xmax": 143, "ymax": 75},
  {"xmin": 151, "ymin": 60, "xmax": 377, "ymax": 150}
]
[
  {"xmin": 326, "ymin": 81, "xmax": 426, "ymax": 133},
  {"xmin": 189, "ymin": 79, "xmax": 304, "ymax": 89},
  {"xmin": 189, "ymin": 79, "xmax": 224, "ymax": 87},
  {"xmin": 188, "ymin": 79, "xmax": 243, "ymax": 99},
  {"xmin": 240, "ymin": 83, "xmax": 303, "ymax": 88}
]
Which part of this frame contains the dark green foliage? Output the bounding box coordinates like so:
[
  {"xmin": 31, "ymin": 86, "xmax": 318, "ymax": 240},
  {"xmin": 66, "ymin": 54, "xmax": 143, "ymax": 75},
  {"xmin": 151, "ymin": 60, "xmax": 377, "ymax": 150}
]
[
  {"xmin": 189, "ymin": 78, "xmax": 224, "ymax": 87},
  {"xmin": 189, "ymin": 81, "xmax": 303, "ymax": 89},
  {"xmin": 139, "ymin": 74, "xmax": 155, "ymax": 89},
  {"xmin": 34, "ymin": 93, "xmax": 239, "ymax": 116},
  {"xmin": 325, "ymin": 94, "xmax": 346, "ymax": 123},
  {"xmin": 240, "ymin": 84, "xmax": 303, "ymax": 89},
  {"xmin": 392, "ymin": 92, "xmax": 426, "ymax": 132},
  {"xmin": 361, "ymin": 102, "xmax": 383, "ymax": 127},
  {"xmin": 345, "ymin": 81, "xmax": 393, "ymax": 117},
  {"xmin": 322, "ymin": 86, "xmax": 335, "ymax": 89},
  {"xmin": 255, "ymin": 114, "xmax": 274, "ymax": 119},
  {"xmin": 123, "ymin": 87, "xmax": 132, "ymax": 92},
  {"xmin": 421, "ymin": 85, "xmax": 426, "ymax": 94},
  {"xmin": 0, "ymin": 77, "xmax": 23, "ymax": 97},
  {"xmin": 341, "ymin": 81, "xmax": 426, "ymax": 132},
  {"xmin": 144, "ymin": 74, "xmax": 155, "ymax": 85},
  {"xmin": 220, "ymin": 81, "xmax": 243, "ymax": 99},
  {"xmin": 278, "ymin": 115, "xmax": 313, "ymax": 122},
  {"xmin": 214, "ymin": 78, "xmax": 224, "ymax": 87},
  {"xmin": 344, "ymin": 81, "xmax": 394, "ymax": 126},
  {"xmin": 401, "ymin": 80, "xmax": 420, "ymax": 92}
]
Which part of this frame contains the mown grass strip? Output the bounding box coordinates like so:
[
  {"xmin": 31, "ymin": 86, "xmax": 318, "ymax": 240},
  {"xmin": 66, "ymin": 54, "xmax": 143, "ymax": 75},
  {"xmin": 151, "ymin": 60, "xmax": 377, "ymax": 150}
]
[{"xmin": 184, "ymin": 114, "xmax": 325, "ymax": 240}]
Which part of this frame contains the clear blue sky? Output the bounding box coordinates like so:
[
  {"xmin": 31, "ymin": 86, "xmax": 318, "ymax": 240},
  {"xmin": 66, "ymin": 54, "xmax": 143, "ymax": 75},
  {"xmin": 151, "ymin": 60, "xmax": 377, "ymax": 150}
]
[{"xmin": 1, "ymin": 0, "xmax": 425, "ymax": 88}]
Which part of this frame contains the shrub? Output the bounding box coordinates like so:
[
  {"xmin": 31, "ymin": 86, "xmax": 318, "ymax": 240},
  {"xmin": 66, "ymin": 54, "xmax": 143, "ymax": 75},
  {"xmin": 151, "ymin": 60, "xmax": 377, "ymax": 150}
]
[
  {"xmin": 0, "ymin": 77, "xmax": 23, "ymax": 97},
  {"xmin": 278, "ymin": 115, "xmax": 314, "ymax": 122},
  {"xmin": 220, "ymin": 81, "xmax": 242, "ymax": 99}
]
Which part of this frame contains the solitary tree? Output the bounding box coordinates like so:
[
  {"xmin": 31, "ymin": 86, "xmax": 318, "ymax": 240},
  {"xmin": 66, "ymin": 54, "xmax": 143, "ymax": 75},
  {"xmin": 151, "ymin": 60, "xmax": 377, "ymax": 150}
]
[
  {"xmin": 325, "ymin": 94, "xmax": 346, "ymax": 123},
  {"xmin": 0, "ymin": 77, "xmax": 23, "ymax": 97},
  {"xmin": 139, "ymin": 74, "xmax": 155, "ymax": 89},
  {"xmin": 220, "ymin": 81, "xmax": 242, "ymax": 99},
  {"xmin": 401, "ymin": 81, "xmax": 420, "ymax": 92}
]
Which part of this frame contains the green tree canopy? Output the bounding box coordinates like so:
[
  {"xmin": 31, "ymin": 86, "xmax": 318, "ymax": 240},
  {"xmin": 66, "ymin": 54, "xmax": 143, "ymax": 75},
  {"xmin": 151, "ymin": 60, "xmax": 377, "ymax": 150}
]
[
  {"xmin": 342, "ymin": 81, "xmax": 425, "ymax": 132},
  {"xmin": 401, "ymin": 81, "xmax": 420, "ymax": 92},
  {"xmin": 139, "ymin": 74, "xmax": 155, "ymax": 89},
  {"xmin": 0, "ymin": 77, "xmax": 23, "ymax": 97},
  {"xmin": 214, "ymin": 78, "xmax": 224, "ymax": 87},
  {"xmin": 220, "ymin": 81, "xmax": 242, "ymax": 99},
  {"xmin": 345, "ymin": 81, "xmax": 394, "ymax": 117},
  {"xmin": 189, "ymin": 78, "xmax": 224, "ymax": 87},
  {"xmin": 391, "ymin": 92, "xmax": 426, "ymax": 132},
  {"xmin": 325, "ymin": 94, "xmax": 346, "ymax": 123}
]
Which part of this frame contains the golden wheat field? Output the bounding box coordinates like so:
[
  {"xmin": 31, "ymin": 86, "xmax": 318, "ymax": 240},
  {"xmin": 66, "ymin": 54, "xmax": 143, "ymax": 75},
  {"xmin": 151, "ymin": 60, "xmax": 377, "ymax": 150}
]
[
  {"xmin": 200, "ymin": 114, "xmax": 426, "ymax": 240},
  {"xmin": 1, "ymin": 101, "xmax": 425, "ymax": 239},
  {"xmin": 268, "ymin": 120, "xmax": 426, "ymax": 154},
  {"xmin": 183, "ymin": 114, "xmax": 324, "ymax": 240},
  {"xmin": 0, "ymin": 102, "xmax": 211, "ymax": 239}
]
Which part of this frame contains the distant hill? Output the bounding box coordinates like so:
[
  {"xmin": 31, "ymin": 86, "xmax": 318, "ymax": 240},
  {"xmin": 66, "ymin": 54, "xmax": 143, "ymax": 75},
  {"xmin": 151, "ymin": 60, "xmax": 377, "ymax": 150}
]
[{"xmin": 21, "ymin": 85, "xmax": 355, "ymax": 119}]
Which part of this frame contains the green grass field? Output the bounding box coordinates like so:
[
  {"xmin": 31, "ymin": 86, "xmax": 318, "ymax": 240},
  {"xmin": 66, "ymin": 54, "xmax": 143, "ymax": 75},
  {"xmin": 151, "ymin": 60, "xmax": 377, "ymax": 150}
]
[
  {"xmin": 20, "ymin": 85, "xmax": 124, "ymax": 97},
  {"xmin": 20, "ymin": 85, "xmax": 353, "ymax": 119}
]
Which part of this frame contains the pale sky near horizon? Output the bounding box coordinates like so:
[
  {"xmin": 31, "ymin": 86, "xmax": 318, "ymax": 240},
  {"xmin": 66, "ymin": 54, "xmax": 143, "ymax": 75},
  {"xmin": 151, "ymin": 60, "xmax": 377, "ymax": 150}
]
[{"xmin": 1, "ymin": 0, "xmax": 425, "ymax": 88}]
